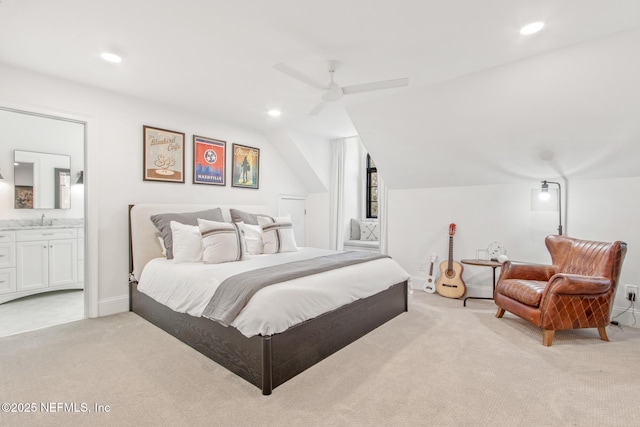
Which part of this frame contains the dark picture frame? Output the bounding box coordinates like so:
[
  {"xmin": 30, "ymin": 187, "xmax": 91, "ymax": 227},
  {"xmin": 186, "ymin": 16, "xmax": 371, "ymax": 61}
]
[
  {"xmin": 193, "ymin": 135, "xmax": 226, "ymax": 186},
  {"xmin": 143, "ymin": 125, "xmax": 185, "ymax": 183},
  {"xmin": 231, "ymin": 143, "xmax": 259, "ymax": 189}
]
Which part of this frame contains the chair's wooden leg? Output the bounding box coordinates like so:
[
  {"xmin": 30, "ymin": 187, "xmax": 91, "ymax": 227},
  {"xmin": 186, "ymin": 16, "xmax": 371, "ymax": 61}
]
[
  {"xmin": 598, "ymin": 326, "xmax": 609, "ymax": 342},
  {"xmin": 495, "ymin": 307, "xmax": 505, "ymax": 318},
  {"xmin": 542, "ymin": 330, "xmax": 555, "ymax": 346}
]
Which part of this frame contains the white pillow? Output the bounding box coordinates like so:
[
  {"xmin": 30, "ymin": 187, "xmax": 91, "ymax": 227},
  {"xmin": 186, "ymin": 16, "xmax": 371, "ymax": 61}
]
[
  {"xmin": 359, "ymin": 220, "xmax": 379, "ymax": 241},
  {"xmin": 157, "ymin": 234, "xmax": 167, "ymax": 257},
  {"xmin": 169, "ymin": 221, "xmax": 202, "ymax": 262},
  {"xmin": 239, "ymin": 222, "xmax": 264, "ymax": 255},
  {"xmin": 257, "ymin": 215, "xmax": 298, "ymax": 254},
  {"xmin": 198, "ymin": 219, "xmax": 245, "ymax": 264}
]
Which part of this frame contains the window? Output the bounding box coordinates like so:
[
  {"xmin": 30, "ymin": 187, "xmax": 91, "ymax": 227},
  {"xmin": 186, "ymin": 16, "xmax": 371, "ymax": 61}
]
[{"xmin": 366, "ymin": 154, "xmax": 378, "ymax": 218}]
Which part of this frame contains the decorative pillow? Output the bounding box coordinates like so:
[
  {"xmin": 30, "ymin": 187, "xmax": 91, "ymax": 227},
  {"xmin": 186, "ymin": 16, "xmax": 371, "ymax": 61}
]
[
  {"xmin": 157, "ymin": 234, "xmax": 167, "ymax": 257},
  {"xmin": 239, "ymin": 222, "xmax": 264, "ymax": 255},
  {"xmin": 151, "ymin": 208, "xmax": 223, "ymax": 259},
  {"xmin": 350, "ymin": 218, "xmax": 362, "ymax": 240},
  {"xmin": 230, "ymin": 208, "xmax": 271, "ymax": 226},
  {"xmin": 198, "ymin": 219, "xmax": 245, "ymax": 264},
  {"xmin": 169, "ymin": 221, "xmax": 202, "ymax": 263},
  {"xmin": 360, "ymin": 220, "xmax": 379, "ymax": 241},
  {"xmin": 258, "ymin": 215, "xmax": 297, "ymax": 254}
]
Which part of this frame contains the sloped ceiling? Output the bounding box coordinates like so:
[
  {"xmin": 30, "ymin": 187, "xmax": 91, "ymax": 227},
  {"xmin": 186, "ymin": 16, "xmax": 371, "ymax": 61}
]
[
  {"xmin": 349, "ymin": 28, "xmax": 640, "ymax": 189},
  {"xmin": 1, "ymin": 1, "xmax": 639, "ymax": 191}
]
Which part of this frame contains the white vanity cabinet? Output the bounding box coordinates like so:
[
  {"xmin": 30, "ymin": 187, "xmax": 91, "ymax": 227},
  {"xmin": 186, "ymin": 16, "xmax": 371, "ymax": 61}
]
[
  {"xmin": 0, "ymin": 231, "xmax": 17, "ymax": 296},
  {"xmin": 0, "ymin": 227, "xmax": 82, "ymax": 304}
]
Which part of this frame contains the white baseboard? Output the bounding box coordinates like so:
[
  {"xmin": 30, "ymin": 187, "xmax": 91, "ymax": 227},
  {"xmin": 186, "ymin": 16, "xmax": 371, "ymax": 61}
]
[{"xmin": 98, "ymin": 295, "xmax": 129, "ymax": 317}]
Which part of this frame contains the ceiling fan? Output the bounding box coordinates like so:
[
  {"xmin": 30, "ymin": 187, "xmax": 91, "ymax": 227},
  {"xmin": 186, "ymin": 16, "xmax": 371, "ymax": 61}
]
[{"xmin": 274, "ymin": 60, "xmax": 409, "ymax": 116}]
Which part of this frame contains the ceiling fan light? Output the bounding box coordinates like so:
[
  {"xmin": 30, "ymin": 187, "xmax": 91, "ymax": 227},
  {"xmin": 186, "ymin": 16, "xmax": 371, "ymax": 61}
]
[
  {"xmin": 321, "ymin": 83, "xmax": 344, "ymax": 102},
  {"xmin": 520, "ymin": 21, "xmax": 545, "ymax": 36}
]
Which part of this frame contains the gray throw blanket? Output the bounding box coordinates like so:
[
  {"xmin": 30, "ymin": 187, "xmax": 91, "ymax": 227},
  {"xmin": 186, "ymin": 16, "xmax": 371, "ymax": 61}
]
[{"xmin": 202, "ymin": 251, "xmax": 389, "ymax": 327}]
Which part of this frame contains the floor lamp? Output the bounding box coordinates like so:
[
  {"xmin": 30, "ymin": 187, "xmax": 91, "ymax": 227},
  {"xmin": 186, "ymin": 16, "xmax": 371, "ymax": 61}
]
[{"xmin": 540, "ymin": 180, "xmax": 562, "ymax": 235}]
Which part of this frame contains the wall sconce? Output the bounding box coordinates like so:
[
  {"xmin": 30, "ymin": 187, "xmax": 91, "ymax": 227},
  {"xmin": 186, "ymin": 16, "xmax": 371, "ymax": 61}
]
[
  {"xmin": 76, "ymin": 171, "xmax": 84, "ymax": 184},
  {"xmin": 540, "ymin": 180, "xmax": 562, "ymax": 235}
]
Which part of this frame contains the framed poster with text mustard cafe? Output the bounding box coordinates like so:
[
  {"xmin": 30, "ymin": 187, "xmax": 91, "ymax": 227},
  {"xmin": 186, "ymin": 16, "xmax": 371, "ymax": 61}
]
[{"xmin": 143, "ymin": 125, "xmax": 185, "ymax": 183}]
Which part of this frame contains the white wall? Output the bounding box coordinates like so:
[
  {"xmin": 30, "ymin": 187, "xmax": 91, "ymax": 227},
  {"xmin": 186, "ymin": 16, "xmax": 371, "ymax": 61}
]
[
  {"xmin": 388, "ymin": 178, "xmax": 639, "ymax": 325},
  {"xmin": 0, "ymin": 63, "xmax": 307, "ymax": 316}
]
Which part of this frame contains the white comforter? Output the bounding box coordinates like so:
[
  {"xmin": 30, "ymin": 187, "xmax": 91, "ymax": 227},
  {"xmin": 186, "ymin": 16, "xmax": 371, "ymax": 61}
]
[{"xmin": 137, "ymin": 247, "xmax": 409, "ymax": 337}]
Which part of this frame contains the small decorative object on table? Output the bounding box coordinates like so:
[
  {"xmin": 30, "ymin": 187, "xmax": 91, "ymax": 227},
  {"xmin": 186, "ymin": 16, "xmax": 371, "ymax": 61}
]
[{"xmin": 487, "ymin": 241, "xmax": 506, "ymax": 261}]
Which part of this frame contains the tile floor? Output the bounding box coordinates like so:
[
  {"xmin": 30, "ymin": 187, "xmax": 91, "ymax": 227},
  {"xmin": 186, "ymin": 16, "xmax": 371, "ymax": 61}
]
[{"xmin": 0, "ymin": 290, "xmax": 85, "ymax": 337}]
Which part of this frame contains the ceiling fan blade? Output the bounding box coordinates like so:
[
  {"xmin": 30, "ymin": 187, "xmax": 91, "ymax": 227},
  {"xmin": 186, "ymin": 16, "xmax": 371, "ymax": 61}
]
[
  {"xmin": 273, "ymin": 63, "xmax": 327, "ymax": 90},
  {"xmin": 342, "ymin": 78, "xmax": 409, "ymax": 95},
  {"xmin": 308, "ymin": 101, "xmax": 327, "ymax": 116}
]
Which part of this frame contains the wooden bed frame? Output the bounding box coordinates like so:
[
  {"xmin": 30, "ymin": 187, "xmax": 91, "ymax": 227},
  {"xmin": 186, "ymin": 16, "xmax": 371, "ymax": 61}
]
[{"xmin": 128, "ymin": 204, "xmax": 408, "ymax": 395}]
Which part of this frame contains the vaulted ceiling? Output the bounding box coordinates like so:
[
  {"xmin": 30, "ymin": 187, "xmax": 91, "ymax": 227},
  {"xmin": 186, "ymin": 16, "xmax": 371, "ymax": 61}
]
[{"xmin": 1, "ymin": 0, "xmax": 639, "ymax": 190}]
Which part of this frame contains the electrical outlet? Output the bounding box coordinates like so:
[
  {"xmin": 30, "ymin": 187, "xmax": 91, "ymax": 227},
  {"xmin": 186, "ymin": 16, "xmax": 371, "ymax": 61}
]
[{"xmin": 625, "ymin": 285, "xmax": 638, "ymax": 301}]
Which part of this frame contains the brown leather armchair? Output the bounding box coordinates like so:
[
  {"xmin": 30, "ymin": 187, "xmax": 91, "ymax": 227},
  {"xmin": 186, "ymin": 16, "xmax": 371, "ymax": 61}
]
[{"xmin": 494, "ymin": 235, "xmax": 627, "ymax": 346}]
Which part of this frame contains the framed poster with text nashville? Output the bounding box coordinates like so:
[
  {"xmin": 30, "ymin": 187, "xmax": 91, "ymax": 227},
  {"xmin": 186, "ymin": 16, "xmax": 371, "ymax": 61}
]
[
  {"xmin": 143, "ymin": 125, "xmax": 185, "ymax": 183},
  {"xmin": 193, "ymin": 135, "xmax": 226, "ymax": 186}
]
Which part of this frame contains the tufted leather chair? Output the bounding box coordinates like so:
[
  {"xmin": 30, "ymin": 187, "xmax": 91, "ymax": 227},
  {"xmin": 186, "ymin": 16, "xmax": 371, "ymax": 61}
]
[{"xmin": 494, "ymin": 235, "xmax": 627, "ymax": 346}]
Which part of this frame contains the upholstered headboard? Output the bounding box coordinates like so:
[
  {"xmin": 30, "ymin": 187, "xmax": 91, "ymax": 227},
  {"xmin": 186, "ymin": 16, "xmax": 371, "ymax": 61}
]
[{"xmin": 129, "ymin": 204, "xmax": 271, "ymax": 281}]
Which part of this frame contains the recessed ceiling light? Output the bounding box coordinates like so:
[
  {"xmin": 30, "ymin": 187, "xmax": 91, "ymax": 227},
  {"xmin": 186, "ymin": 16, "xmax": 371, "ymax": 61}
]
[
  {"xmin": 267, "ymin": 109, "xmax": 281, "ymax": 117},
  {"xmin": 520, "ymin": 21, "xmax": 545, "ymax": 36},
  {"xmin": 101, "ymin": 52, "xmax": 122, "ymax": 63}
]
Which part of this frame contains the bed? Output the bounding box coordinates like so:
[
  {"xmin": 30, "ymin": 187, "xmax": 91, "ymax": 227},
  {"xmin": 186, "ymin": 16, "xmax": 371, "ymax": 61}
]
[{"xmin": 128, "ymin": 204, "xmax": 409, "ymax": 395}]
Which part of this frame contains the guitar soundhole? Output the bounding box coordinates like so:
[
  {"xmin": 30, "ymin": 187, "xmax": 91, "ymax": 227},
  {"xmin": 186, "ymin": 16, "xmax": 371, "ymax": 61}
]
[{"xmin": 446, "ymin": 270, "xmax": 455, "ymax": 279}]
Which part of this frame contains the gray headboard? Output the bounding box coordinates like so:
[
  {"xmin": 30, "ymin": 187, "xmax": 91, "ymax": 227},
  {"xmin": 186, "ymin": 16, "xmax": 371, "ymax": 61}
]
[{"xmin": 129, "ymin": 204, "xmax": 271, "ymax": 281}]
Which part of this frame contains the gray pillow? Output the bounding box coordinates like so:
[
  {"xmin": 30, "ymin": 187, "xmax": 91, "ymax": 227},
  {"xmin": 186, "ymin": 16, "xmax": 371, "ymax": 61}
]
[
  {"xmin": 230, "ymin": 208, "xmax": 270, "ymax": 225},
  {"xmin": 350, "ymin": 218, "xmax": 362, "ymax": 240},
  {"xmin": 151, "ymin": 208, "xmax": 223, "ymax": 259}
]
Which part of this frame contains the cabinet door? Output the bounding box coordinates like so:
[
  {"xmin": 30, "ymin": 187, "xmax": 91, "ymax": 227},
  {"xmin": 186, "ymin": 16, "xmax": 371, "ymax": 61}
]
[
  {"xmin": 16, "ymin": 241, "xmax": 49, "ymax": 291},
  {"xmin": 49, "ymin": 239, "xmax": 78, "ymax": 287}
]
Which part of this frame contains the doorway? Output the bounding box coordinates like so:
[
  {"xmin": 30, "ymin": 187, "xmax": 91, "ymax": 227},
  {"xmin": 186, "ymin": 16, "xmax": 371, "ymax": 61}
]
[
  {"xmin": 278, "ymin": 194, "xmax": 307, "ymax": 247},
  {"xmin": 0, "ymin": 107, "xmax": 87, "ymax": 337}
]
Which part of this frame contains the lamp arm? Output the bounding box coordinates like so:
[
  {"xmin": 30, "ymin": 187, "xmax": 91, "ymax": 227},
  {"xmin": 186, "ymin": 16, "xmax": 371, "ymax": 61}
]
[{"xmin": 545, "ymin": 181, "xmax": 563, "ymax": 235}]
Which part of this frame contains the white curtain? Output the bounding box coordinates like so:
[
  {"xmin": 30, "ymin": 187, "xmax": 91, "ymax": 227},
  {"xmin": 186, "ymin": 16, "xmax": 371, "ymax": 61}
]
[
  {"xmin": 329, "ymin": 138, "xmax": 347, "ymax": 251},
  {"xmin": 378, "ymin": 175, "xmax": 389, "ymax": 255}
]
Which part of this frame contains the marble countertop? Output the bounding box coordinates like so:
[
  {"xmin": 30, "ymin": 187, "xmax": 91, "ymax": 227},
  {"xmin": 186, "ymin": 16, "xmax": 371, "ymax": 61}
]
[
  {"xmin": 0, "ymin": 225, "xmax": 84, "ymax": 231},
  {"xmin": 0, "ymin": 218, "xmax": 84, "ymax": 231}
]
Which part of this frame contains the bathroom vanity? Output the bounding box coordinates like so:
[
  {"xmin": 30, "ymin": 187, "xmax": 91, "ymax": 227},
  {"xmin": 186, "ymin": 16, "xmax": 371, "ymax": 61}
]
[{"xmin": 0, "ymin": 225, "xmax": 84, "ymax": 304}]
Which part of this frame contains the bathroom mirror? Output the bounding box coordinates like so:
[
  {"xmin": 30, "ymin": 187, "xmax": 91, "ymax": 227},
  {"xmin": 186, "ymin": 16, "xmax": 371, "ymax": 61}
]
[{"xmin": 14, "ymin": 150, "xmax": 71, "ymax": 209}]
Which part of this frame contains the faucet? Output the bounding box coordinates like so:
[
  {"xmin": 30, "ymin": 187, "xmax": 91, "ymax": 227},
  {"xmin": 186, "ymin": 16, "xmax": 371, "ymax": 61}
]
[{"xmin": 41, "ymin": 213, "xmax": 45, "ymax": 227}]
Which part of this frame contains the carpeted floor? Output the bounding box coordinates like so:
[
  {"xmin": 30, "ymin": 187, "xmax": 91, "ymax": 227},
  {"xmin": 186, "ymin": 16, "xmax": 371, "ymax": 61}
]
[{"xmin": 1, "ymin": 292, "xmax": 640, "ymax": 426}]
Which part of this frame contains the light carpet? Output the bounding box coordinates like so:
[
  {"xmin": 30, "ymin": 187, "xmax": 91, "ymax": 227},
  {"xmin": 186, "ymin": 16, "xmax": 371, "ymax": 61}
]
[{"xmin": 1, "ymin": 292, "xmax": 640, "ymax": 426}]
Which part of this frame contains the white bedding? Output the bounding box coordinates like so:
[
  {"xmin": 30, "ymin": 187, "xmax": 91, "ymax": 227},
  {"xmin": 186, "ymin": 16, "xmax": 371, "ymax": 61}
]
[{"xmin": 137, "ymin": 247, "xmax": 409, "ymax": 337}]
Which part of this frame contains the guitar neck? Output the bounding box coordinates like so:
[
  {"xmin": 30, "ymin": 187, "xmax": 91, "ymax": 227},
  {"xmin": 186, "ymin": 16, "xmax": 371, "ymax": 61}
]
[{"xmin": 447, "ymin": 235, "xmax": 454, "ymax": 271}]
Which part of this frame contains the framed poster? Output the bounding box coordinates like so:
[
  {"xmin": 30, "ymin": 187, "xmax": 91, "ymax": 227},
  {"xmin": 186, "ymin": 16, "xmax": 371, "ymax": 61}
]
[
  {"xmin": 193, "ymin": 135, "xmax": 226, "ymax": 185},
  {"xmin": 143, "ymin": 125, "xmax": 185, "ymax": 183},
  {"xmin": 231, "ymin": 143, "xmax": 259, "ymax": 189}
]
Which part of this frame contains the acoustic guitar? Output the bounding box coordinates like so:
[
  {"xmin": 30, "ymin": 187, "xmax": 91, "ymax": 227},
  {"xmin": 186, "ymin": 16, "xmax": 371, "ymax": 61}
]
[
  {"xmin": 436, "ymin": 223, "xmax": 466, "ymax": 298},
  {"xmin": 423, "ymin": 254, "xmax": 437, "ymax": 294}
]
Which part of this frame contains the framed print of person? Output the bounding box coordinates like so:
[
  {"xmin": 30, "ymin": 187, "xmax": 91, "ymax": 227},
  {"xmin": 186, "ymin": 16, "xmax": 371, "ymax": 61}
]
[
  {"xmin": 231, "ymin": 143, "xmax": 259, "ymax": 189},
  {"xmin": 193, "ymin": 135, "xmax": 226, "ymax": 186},
  {"xmin": 143, "ymin": 125, "xmax": 185, "ymax": 183}
]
